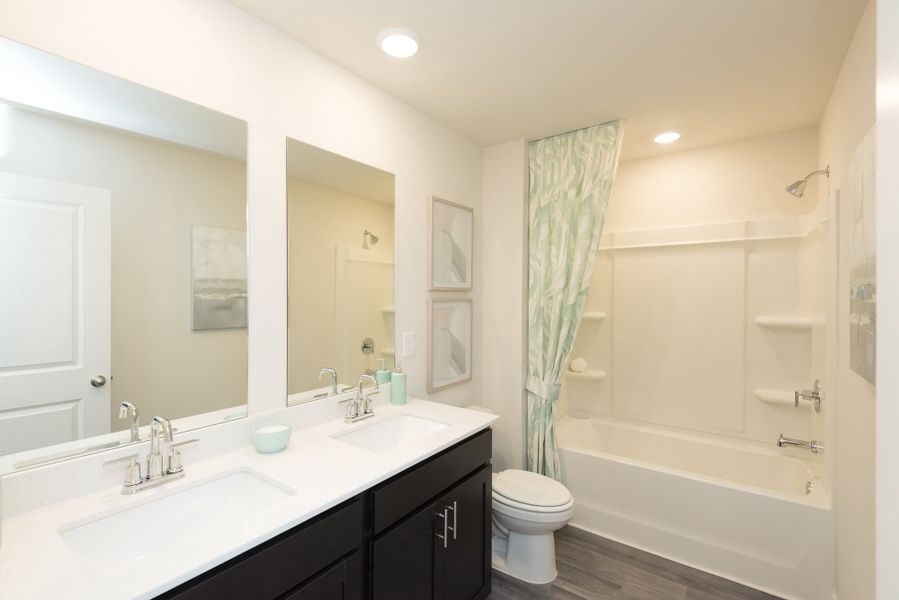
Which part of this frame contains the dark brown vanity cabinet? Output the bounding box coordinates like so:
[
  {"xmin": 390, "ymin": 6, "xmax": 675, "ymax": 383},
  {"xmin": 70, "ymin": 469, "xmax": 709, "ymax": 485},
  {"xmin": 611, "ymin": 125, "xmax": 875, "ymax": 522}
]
[
  {"xmin": 155, "ymin": 428, "xmax": 492, "ymax": 600},
  {"xmin": 372, "ymin": 467, "xmax": 491, "ymax": 600}
]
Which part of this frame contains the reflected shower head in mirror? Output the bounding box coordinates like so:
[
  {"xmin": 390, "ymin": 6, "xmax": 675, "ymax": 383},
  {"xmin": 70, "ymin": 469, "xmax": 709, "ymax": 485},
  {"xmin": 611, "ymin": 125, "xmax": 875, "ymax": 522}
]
[
  {"xmin": 362, "ymin": 229, "xmax": 379, "ymax": 249},
  {"xmin": 785, "ymin": 166, "xmax": 830, "ymax": 197}
]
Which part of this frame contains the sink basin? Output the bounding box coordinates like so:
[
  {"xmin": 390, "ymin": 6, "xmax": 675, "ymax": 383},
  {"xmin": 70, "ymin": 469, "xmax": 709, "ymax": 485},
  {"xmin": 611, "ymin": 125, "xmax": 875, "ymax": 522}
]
[
  {"xmin": 60, "ymin": 468, "xmax": 294, "ymax": 564},
  {"xmin": 332, "ymin": 414, "xmax": 448, "ymax": 453}
]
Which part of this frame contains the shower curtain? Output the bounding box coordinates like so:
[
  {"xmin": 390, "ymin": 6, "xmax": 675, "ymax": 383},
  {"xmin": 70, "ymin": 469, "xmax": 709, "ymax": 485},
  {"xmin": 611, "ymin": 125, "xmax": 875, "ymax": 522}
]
[{"xmin": 526, "ymin": 120, "xmax": 624, "ymax": 479}]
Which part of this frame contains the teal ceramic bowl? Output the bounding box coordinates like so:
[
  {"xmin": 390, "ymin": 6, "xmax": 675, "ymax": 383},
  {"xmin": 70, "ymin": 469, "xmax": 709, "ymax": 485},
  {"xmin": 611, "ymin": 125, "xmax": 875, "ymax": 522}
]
[{"xmin": 252, "ymin": 423, "xmax": 292, "ymax": 453}]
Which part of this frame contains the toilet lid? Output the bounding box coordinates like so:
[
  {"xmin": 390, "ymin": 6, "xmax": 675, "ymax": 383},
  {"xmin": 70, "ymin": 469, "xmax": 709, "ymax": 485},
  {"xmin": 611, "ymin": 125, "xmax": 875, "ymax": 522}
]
[{"xmin": 493, "ymin": 469, "xmax": 572, "ymax": 507}]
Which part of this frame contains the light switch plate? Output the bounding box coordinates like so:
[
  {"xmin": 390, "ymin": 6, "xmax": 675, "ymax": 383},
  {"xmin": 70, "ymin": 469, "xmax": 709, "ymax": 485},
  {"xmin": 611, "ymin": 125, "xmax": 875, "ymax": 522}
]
[{"xmin": 402, "ymin": 331, "xmax": 414, "ymax": 358}]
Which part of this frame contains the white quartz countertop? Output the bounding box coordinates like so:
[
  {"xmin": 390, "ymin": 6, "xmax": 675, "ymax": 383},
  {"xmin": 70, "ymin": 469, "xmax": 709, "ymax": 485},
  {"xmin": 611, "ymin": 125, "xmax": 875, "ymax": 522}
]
[{"xmin": 0, "ymin": 399, "xmax": 497, "ymax": 600}]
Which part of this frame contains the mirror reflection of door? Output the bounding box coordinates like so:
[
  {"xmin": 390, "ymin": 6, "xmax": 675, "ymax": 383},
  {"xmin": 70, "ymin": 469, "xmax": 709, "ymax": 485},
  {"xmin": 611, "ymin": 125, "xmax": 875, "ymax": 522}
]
[
  {"xmin": 0, "ymin": 37, "xmax": 249, "ymax": 472},
  {"xmin": 0, "ymin": 172, "xmax": 111, "ymax": 454},
  {"xmin": 286, "ymin": 138, "xmax": 395, "ymax": 404}
]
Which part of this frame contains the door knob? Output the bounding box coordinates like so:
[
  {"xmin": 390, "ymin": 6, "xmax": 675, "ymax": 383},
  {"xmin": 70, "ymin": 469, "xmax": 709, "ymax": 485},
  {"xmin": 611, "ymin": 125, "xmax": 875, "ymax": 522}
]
[{"xmin": 91, "ymin": 375, "xmax": 107, "ymax": 388}]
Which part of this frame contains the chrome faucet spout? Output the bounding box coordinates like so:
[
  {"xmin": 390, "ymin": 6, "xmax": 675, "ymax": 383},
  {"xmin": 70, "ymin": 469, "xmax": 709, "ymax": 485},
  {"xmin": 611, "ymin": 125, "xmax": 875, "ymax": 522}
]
[
  {"xmin": 777, "ymin": 433, "xmax": 823, "ymax": 454},
  {"xmin": 118, "ymin": 401, "xmax": 140, "ymax": 442},
  {"xmin": 151, "ymin": 416, "xmax": 173, "ymax": 445},
  {"xmin": 148, "ymin": 416, "xmax": 174, "ymax": 479},
  {"xmin": 357, "ymin": 373, "xmax": 379, "ymax": 395},
  {"xmin": 319, "ymin": 367, "xmax": 338, "ymax": 396}
]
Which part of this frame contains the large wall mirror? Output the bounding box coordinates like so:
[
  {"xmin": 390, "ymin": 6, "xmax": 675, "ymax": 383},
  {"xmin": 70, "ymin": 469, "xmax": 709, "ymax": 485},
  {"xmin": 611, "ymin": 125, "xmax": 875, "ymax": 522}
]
[
  {"xmin": 0, "ymin": 38, "xmax": 248, "ymax": 472},
  {"xmin": 286, "ymin": 139, "xmax": 395, "ymax": 404}
]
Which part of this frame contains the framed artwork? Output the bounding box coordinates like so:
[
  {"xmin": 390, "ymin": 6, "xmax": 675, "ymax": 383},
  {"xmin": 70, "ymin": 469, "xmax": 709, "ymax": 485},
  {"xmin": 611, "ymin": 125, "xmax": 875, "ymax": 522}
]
[
  {"xmin": 428, "ymin": 299, "xmax": 472, "ymax": 392},
  {"xmin": 191, "ymin": 225, "xmax": 247, "ymax": 330},
  {"xmin": 429, "ymin": 196, "xmax": 473, "ymax": 291}
]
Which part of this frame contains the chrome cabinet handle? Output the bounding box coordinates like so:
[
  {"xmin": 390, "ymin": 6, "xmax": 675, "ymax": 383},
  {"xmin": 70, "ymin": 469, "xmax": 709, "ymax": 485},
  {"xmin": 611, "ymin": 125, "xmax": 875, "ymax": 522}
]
[
  {"xmin": 435, "ymin": 507, "xmax": 449, "ymax": 548},
  {"xmin": 91, "ymin": 375, "xmax": 107, "ymax": 388},
  {"xmin": 445, "ymin": 501, "xmax": 458, "ymax": 540}
]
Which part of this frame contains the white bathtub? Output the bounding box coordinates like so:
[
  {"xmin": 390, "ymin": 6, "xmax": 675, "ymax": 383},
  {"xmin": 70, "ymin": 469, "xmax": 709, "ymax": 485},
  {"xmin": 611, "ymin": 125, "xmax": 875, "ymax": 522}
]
[{"xmin": 557, "ymin": 417, "xmax": 834, "ymax": 600}]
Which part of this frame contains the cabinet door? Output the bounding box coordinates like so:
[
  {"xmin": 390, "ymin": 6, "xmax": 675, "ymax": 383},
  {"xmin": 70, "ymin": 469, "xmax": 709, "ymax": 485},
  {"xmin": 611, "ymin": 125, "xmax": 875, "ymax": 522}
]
[
  {"xmin": 372, "ymin": 500, "xmax": 441, "ymax": 600},
  {"xmin": 282, "ymin": 552, "xmax": 362, "ymax": 600},
  {"xmin": 440, "ymin": 467, "xmax": 491, "ymax": 600}
]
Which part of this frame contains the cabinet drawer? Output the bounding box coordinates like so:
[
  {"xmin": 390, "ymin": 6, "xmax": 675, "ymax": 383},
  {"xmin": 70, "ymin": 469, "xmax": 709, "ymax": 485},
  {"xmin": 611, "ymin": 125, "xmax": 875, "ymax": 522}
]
[
  {"xmin": 158, "ymin": 498, "xmax": 364, "ymax": 600},
  {"xmin": 372, "ymin": 429, "xmax": 491, "ymax": 535},
  {"xmin": 282, "ymin": 551, "xmax": 362, "ymax": 600}
]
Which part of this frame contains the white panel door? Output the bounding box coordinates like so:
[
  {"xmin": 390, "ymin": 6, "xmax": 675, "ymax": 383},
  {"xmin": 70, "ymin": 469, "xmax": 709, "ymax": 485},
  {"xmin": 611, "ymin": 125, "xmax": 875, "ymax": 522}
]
[{"xmin": 0, "ymin": 171, "xmax": 111, "ymax": 456}]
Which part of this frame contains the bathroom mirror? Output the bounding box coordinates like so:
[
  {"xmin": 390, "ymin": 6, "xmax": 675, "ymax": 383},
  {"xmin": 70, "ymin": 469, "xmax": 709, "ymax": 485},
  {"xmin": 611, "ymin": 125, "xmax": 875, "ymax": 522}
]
[
  {"xmin": 286, "ymin": 138, "xmax": 395, "ymax": 404},
  {"xmin": 0, "ymin": 37, "xmax": 248, "ymax": 472}
]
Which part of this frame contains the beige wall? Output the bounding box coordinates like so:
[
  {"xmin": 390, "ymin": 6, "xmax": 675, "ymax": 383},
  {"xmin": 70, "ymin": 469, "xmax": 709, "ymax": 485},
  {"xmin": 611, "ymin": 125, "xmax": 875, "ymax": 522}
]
[
  {"xmin": 481, "ymin": 140, "xmax": 528, "ymax": 471},
  {"xmin": 287, "ymin": 178, "xmax": 394, "ymax": 394},
  {"xmin": 559, "ymin": 129, "xmax": 823, "ymax": 444},
  {"xmin": 605, "ymin": 127, "xmax": 820, "ymax": 231},
  {"xmin": 0, "ymin": 107, "xmax": 247, "ymax": 429},
  {"xmin": 817, "ymin": 2, "xmax": 876, "ymax": 598}
]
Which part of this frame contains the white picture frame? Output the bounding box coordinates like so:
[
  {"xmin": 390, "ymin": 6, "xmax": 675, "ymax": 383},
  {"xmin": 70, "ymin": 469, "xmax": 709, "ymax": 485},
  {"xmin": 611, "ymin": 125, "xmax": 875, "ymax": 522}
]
[
  {"xmin": 428, "ymin": 299, "xmax": 472, "ymax": 392},
  {"xmin": 429, "ymin": 196, "xmax": 473, "ymax": 291}
]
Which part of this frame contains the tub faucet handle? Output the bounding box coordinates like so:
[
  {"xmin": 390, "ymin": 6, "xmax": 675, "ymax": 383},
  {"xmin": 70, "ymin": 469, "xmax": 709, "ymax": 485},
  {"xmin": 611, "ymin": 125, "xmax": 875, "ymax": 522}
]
[{"xmin": 794, "ymin": 380, "xmax": 822, "ymax": 412}]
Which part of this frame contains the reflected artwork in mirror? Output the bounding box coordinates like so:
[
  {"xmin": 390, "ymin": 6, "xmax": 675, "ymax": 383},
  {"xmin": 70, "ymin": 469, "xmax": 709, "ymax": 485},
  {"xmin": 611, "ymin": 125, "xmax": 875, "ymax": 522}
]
[
  {"xmin": 286, "ymin": 138, "xmax": 396, "ymax": 405},
  {"xmin": 0, "ymin": 37, "xmax": 248, "ymax": 472}
]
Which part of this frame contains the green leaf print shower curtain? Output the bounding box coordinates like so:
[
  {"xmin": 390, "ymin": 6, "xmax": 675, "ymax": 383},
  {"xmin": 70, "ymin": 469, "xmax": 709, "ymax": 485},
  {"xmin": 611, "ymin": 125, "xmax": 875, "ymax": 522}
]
[{"xmin": 526, "ymin": 120, "xmax": 625, "ymax": 479}]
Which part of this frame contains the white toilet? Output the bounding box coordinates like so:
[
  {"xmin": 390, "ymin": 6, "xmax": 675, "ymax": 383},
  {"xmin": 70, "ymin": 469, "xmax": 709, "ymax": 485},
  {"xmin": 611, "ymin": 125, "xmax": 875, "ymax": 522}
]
[{"xmin": 491, "ymin": 468, "xmax": 575, "ymax": 584}]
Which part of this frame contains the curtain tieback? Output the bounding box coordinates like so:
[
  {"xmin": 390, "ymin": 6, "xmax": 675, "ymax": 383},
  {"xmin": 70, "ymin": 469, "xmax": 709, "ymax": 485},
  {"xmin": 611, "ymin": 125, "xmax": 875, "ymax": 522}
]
[{"xmin": 525, "ymin": 376, "xmax": 561, "ymax": 403}]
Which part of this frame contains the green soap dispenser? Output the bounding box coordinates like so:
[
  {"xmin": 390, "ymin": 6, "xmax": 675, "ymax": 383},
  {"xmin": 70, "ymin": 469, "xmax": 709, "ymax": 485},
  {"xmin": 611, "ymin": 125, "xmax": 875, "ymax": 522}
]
[
  {"xmin": 376, "ymin": 357, "xmax": 391, "ymax": 384},
  {"xmin": 390, "ymin": 362, "xmax": 407, "ymax": 405}
]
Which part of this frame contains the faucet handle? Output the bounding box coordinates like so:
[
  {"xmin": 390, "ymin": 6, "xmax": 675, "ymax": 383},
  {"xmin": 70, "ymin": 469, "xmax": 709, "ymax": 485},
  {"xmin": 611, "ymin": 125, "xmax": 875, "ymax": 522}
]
[
  {"xmin": 338, "ymin": 396, "xmax": 359, "ymax": 419},
  {"xmin": 165, "ymin": 438, "xmax": 198, "ymax": 475},
  {"xmin": 103, "ymin": 453, "xmax": 142, "ymax": 486},
  {"xmin": 171, "ymin": 438, "xmax": 199, "ymax": 449},
  {"xmin": 362, "ymin": 388, "xmax": 379, "ymax": 414}
]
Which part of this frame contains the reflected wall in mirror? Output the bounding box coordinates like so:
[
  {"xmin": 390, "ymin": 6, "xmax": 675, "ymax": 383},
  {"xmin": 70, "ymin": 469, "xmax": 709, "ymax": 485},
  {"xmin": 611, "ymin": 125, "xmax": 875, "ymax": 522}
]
[
  {"xmin": 0, "ymin": 37, "xmax": 248, "ymax": 472},
  {"xmin": 286, "ymin": 139, "xmax": 395, "ymax": 405}
]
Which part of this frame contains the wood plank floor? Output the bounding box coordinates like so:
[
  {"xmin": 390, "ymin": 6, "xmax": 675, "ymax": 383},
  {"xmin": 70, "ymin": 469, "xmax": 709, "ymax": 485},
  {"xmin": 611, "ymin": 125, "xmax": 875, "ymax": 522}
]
[{"xmin": 488, "ymin": 527, "xmax": 784, "ymax": 600}]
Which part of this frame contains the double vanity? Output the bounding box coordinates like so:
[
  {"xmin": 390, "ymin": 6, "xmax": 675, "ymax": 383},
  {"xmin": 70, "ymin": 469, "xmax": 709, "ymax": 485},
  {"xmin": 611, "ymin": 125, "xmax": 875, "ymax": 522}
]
[
  {"xmin": 0, "ymin": 30, "xmax": 489, "ymax": 600},
  {"xmin": 0, "ymin": 397, "xmax": 497, "ymax": 600}
]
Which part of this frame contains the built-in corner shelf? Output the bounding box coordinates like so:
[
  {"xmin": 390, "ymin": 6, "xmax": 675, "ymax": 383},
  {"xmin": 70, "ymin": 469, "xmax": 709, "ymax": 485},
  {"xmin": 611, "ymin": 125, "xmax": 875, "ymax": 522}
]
[
  {"xmin": 753, "ymin": 388, "xmax": 803, "ymax": 407},
  {"xmin": 581, "ymin": 311, "xmax": 607, "ymax": 322},
  {"xmin": 753, "ymin": 316, "xmax": 816, "ymax": 331},
  {"xmin": 566, "ymin": 369, "xmax": 607, "ymax": 381},
  {"xmin": 382, "ymin": 306, "xmax": 395, "ymax": 315}
]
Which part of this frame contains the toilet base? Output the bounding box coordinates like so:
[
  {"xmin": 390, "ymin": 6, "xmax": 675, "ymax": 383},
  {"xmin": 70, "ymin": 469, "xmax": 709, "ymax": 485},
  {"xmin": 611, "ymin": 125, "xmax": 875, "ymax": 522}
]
[{"xmin": 491, "ymin": 530, "xmax": 558, "ymax": 585}]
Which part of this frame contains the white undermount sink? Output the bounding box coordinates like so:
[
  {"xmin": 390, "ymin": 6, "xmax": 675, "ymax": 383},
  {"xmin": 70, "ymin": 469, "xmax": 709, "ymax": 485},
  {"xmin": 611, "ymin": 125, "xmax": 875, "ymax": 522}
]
[
  {"xmin": 60, "ymin": 468, "xmax": 295, "ymax": 565},
  {"xmin": 332, "ymin": 413, "xmax": 449, "ymax": 453}
]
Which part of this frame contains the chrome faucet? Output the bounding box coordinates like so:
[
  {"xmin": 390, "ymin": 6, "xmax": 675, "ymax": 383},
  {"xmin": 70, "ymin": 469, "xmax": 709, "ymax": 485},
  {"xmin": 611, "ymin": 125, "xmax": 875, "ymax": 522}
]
[
  {"xmin": 338, "ymin": 374, "xmax": 379, "ymax": 423},
  {"xmin": 794, "ymin": 380, "xmax": 822, "ymax": 413},
  {"xmin": 104, "ymin": 415, "xmax": 198, "ymax": 495},
  {"xmin": 319, "ymin": 367, "xmax": 338, "ymax": 396},
  {"xmin": 118, "ymin": 401, "xmax": 140, "ymax": 442},
  {"xmin": 147, "ymin": 416, "xmax": 174, "ymax": 479},
  {"xmin": 777, "ymin": 433, "xmax": 823, "ymax": 454},
  {"xmin": 357, "ymin": 373, "xmax": 379, "ymax": 417}
]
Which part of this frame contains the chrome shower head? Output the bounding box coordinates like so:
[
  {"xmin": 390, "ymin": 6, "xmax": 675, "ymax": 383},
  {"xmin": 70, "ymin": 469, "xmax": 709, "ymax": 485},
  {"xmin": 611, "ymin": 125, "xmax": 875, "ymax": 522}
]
[
  {"xmin": 785, "ymin": 166, "xmax": 830, "ymax": 198},
  {"xmin": 362, "ymin": 229, "xmax": 379, "ymax": 249},
  {"xmin": 785, "ymin": 179, "xmax": 808, "ymax": 198}
]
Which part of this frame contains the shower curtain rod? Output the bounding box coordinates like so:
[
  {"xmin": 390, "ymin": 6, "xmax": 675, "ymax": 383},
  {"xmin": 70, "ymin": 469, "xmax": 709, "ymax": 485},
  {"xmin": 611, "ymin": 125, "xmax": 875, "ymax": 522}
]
[{"xmin": 530, "ymin": 118, "xmax": 625, "ymax": 143}]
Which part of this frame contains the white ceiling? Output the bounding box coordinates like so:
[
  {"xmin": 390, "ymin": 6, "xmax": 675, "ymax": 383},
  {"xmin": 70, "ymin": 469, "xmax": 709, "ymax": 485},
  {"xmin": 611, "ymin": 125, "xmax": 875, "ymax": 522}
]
[{"xmin": 229, "ymin": 0, "xmax": 867, "ymax": 159}]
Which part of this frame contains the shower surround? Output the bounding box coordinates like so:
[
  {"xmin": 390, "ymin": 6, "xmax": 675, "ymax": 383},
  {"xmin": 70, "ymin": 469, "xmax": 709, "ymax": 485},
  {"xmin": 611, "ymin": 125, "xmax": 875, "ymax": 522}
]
[{"xmin": 557, "ymin": 200, "xmax": 835, "ymax": 600}]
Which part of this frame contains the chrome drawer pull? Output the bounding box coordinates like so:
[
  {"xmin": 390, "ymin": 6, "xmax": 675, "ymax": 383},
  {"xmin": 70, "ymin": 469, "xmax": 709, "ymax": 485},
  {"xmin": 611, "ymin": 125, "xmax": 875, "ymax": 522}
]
[
  {"xmin": 445, "ymin": 501, "xmax": 457, "ymax": 540},
  {"xmin": 435, "ymin": 507, "xmax": 449, "ymax": 548}
]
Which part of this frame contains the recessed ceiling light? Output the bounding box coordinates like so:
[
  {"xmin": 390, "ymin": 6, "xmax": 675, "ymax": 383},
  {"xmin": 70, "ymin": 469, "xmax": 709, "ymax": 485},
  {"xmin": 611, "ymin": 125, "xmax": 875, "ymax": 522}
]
[
  {"xmin": 376, "ymin": 28, "xmax": 419, "ymax": 58},
  {"xmin": 654, "ymin": 132, "xmax": 681, "ymax": 144}
]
